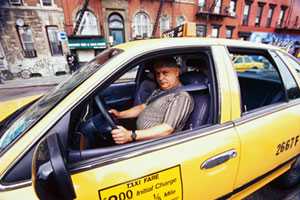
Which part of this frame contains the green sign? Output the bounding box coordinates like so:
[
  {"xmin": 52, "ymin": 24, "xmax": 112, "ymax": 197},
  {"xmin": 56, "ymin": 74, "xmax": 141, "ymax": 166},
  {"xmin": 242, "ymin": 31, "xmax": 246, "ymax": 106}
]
[{"xmin": 68, "ymin": 37, "xmax": 107, "ymax": 49}]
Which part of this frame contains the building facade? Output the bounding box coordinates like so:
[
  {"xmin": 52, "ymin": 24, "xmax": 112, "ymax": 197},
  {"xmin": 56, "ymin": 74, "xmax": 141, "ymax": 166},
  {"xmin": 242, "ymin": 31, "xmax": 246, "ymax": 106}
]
[{"xmin": 0, "ymin": 0, "xmax": 69, "ymax": 78}]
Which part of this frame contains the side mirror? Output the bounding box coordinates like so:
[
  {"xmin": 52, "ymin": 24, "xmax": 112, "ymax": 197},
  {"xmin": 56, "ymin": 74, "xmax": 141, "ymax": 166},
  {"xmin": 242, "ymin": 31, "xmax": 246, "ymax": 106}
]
[{"xmin": 32, "ymin": 133, "xmax": 76, "ymax": 200}]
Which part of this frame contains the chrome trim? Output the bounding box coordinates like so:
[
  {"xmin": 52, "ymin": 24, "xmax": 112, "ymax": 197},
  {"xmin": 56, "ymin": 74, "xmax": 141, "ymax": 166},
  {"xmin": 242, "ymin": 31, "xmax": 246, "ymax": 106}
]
[
  {"xmin": 234, "ymin": 100, "xmax": 300, "ymax": 126},
  {"xmin": 0, "ymin": 180, "xmax": 31, "ymax": 191}
]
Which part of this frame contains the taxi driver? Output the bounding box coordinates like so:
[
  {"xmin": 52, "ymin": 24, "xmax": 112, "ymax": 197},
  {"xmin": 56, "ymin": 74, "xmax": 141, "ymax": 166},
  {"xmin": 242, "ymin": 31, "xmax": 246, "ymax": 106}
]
[{"xmin": 109, "ymin": 57, "xmax": 194, "ymax": 144}]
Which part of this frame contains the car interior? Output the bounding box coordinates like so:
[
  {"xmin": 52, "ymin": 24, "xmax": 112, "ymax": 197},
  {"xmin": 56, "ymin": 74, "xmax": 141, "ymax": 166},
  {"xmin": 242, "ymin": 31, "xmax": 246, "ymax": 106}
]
[
  {"xmin": 66, "ymin": 51, "xmax": 216, "ymax": 162},
  {"xmin": 229, "ymin": 49, "xmax": 286, "ymax": 112}
]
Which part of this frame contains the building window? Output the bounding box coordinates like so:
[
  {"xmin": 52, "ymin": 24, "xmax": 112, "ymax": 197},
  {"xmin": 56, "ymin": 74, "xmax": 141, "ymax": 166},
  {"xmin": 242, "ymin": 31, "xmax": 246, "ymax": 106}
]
[
  {"xmin": 46, "ymin": 26, "xmax": 63, "ymax": 56},
  {"xmin": 226, "ymin": 26, "xmax": 234, "ymax": 39},
  {"xmin": 214, "ymin": 0, "xmax": 222, "ymax": 14},
  {"xmin": 196, "ymin": 24, "xmax": 206, "ymax": 37},
  {"xmin": 266, "ymin": 5, "xmax": 275, "ymax": 27},
  {"xmin": 41, "ymin": 0, "xmax": 52, "ymax": 6},
  {"xmin": 17, "ymin": 26, "xmax": 37, "ymax": 58},
  {"xmin": 242, "ymin": 3, "xmax": 251, "ymax": 25},
  {"xmin": 211, "ymin": 25, "xmax": 220, "ymax": 38},
  {"xmin": 176, "ymin": 16, "xmax": 185, "ymax": 26},
  {"xmin": 108, "ymin": 13, "xmax": 125, "ymax": 45},
  {"xmin": 255, "ymin": 3, "xmax": 264, "ymax": 27},
  {"xmin": 75, "ymin": 10, "xmax": 100, "ymax": 36},
  {"xmin": 278, "ymin": 6, "xmax": 287, "ymax": 27},
  {"xmin": 9, "ymin": 0, "xmax": 22, "ymax": 5},
  {"xmin": 160, "ymin": 15, "xmax": 170, "ymax": 35},
  {"xmin": 133, "ymin": 12, "xmax": 152, "ymax": 39},
  {"xmin": 198, "ymin": 0, "xmax": 206, "ymax": 8},
  {"xmin": 229, "ymin": 0, "xmax": 237, "ymax": 16}
]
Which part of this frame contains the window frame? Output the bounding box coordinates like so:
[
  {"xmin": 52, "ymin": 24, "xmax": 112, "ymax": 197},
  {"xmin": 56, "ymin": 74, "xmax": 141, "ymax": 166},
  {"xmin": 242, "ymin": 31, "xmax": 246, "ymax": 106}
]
[
  {"xmin": 133, "ymin": 12, "xmax": 152, "ymax": 39},
  {"xmin": 40, "ymin": 0, "xmax": 53, "ymax": 6},
  {"xmin": 255, "ymin": 3, "xmax": 264, "ymax": 27},
  {"xmin": 196, "ymin": 24, "xmax": 207, "ymax": 37},
  {"xmin": 266, "ymin": 5, "xmax": 275, "ymax": 27},
  {"xmin": 242, "ymin": 3, "xmax": 251, "ymax": 26},
  {"xmin": 66, "ymin": 47, "xmax": 219, "ymax": 165},
  {"xmin": 16, "ymin": 25, "xmax": 37, "ymax": 58},
  {"xmin": 46, "ymin": 25, "xmax": 63, "ymax": 56},
  {"xmin": 211, "ymin": 25, "xmax": 220, "ymax": 38},
  {"xmin": 75, "ymin": 10, "xmax": 100, "ymax": 36},
  {"xmin": 226, "ymin": 26, "xmax": 234, "ymax": 39}
]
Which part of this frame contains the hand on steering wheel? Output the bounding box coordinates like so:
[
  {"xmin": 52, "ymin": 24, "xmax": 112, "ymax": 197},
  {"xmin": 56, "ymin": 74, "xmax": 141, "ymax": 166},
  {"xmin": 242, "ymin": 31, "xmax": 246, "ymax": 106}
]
[{"xmin": 94, "ymin": 95, "xmax": 117, "ymax": 130}]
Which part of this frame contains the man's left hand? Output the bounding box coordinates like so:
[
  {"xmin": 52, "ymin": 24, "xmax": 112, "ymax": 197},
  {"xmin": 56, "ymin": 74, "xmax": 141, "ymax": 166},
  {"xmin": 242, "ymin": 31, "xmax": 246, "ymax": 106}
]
[{"xmin": 111, "ymin": 126, "xmax": 132, "ymax": 144}]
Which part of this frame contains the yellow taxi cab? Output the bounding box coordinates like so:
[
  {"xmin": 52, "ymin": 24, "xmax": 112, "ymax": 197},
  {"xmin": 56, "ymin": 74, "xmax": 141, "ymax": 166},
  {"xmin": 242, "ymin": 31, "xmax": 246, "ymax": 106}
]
[
  {"xmin": 0, "ymin": 95, "xmax": 41, "ymax": 122},
  {"xmin": 233, "ymin": 55, "xmax": 264, "ymax": 72},
  {"xmin": 1, "ymin": 37, "xmax": 300, "ymax": 200}
]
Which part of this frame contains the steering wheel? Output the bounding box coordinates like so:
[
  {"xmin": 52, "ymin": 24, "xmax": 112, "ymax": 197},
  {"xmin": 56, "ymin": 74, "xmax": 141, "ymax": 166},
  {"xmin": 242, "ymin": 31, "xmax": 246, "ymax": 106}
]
[{"xmin": 94, "ymin": 95, "xmax": 117, "ymax": 130}]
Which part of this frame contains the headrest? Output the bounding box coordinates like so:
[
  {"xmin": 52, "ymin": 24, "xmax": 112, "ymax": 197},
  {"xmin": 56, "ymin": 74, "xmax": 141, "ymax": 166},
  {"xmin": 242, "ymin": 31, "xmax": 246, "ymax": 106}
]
[{"xmin": 180, "ymin": 71, "xmax": 207, "ymax": 85}]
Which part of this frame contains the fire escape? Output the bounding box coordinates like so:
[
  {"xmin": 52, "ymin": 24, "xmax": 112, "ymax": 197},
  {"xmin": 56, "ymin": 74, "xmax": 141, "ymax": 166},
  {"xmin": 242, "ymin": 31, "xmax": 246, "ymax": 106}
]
[
  {"xmin": 196, "ymin": 0, "xmax": 231, "ymax": 21},
  {"xmin": 152, "ymin": 0, "xmax": 165, "ymax": 37},
  {"xmin": 72, "ymin": 0, "xmax": 90, "ymax": 36}
]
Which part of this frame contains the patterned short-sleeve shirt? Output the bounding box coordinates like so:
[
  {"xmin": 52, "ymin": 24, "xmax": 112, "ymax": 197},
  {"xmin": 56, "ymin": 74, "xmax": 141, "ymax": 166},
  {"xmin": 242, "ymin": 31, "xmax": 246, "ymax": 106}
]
[{"xmin": 136, "ymin": 88, "xmax": 194, "ymax": 132}]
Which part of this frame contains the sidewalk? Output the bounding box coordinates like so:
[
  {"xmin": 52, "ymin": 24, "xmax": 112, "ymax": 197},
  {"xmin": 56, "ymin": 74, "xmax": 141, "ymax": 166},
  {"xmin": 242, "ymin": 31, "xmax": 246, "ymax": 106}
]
[{"xmin": 0, "ymin": 74, "xmax": 71, "ymax": 89}]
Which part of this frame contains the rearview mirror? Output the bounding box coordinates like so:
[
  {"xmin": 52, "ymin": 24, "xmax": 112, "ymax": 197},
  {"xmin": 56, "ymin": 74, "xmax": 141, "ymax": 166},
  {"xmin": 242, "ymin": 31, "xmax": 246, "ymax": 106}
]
[{"xmin": 32, "ymin": 133, "xmax": 76, "ymax": 200}]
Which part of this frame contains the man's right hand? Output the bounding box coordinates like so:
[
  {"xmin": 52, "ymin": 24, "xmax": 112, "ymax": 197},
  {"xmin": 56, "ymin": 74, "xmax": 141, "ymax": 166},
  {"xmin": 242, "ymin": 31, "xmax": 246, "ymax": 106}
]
[{"xmin": 108, "ymin": 109, "xmax": 121, "ymax": 118}]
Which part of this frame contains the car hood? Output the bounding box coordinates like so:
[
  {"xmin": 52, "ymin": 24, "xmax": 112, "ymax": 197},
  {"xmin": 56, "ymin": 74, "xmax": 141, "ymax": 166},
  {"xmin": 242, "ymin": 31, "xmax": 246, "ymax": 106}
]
[{"xmin": 0, "ymin": 95, "xmax": 42, "ymax": 122}]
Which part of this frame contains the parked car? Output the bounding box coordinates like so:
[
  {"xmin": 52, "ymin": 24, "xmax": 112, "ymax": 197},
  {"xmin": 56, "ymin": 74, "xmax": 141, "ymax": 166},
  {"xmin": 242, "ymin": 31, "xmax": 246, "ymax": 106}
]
[
  {"xmin": 233, "ymin": 55, "xmax": 264, "ymax": 72},
  {"xmin": 0, "ymin": 38, "xmax": 300, "ymax": 200}
]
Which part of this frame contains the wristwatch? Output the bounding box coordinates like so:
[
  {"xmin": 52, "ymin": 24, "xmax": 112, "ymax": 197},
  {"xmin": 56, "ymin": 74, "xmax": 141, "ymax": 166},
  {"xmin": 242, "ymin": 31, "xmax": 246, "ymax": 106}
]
[{"xmin": 131, "ymin": 130, "xmax": 137, "ymax": 141}]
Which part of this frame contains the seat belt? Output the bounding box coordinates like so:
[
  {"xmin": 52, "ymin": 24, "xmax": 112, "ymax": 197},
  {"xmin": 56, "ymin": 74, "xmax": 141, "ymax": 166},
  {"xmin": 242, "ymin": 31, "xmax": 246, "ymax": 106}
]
[{"xmin": 147, "ymin": 83, "xmax": 208, "ymax": 104}]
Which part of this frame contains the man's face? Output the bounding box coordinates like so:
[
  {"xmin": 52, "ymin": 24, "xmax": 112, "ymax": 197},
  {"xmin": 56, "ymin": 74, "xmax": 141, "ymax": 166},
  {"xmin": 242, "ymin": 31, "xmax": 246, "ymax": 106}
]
[{"xmin": 155, "ymin": 66, "xmax": 180, "ymax": 90}]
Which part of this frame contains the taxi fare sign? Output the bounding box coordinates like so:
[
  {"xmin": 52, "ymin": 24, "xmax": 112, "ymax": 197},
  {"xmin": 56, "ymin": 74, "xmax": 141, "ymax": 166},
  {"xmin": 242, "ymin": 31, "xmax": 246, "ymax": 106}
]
[{"xmin": 98, "ymin": 165, "xmax": 183, "ymax": 200}]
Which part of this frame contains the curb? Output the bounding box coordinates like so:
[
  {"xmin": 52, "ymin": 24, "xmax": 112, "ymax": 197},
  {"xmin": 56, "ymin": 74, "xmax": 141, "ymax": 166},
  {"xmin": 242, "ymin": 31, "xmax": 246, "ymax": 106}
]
[{"xmin": 0, "ymin": 83, "xmax": 58, "ymax": 90}]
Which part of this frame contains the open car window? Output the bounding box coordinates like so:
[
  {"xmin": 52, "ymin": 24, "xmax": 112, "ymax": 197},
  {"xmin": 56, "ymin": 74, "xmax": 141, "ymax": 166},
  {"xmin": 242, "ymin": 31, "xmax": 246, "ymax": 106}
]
[{"xmin": 67, "ymin": 48, "xmax": 217, "ymax": 162}]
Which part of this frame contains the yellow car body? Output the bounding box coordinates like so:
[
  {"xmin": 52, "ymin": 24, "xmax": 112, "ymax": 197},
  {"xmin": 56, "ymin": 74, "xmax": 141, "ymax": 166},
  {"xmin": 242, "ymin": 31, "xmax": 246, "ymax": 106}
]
[
  {"xmin": 0, "ymin": 95, "xmax": 41, "ymax": 122},
  {"xmin": 233, "ymin": 55, "xmax": 264, "ymax": 72},
  {"xmin": 0, "ymin": 38, "xmax": 300, "ymax": 200}
]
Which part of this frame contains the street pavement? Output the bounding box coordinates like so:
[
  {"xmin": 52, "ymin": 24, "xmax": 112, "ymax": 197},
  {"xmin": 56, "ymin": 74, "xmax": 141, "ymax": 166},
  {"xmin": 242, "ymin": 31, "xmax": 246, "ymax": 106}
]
[{"xmin": 0, "ymin": 74, "xmax": 70, "ymax": 90}]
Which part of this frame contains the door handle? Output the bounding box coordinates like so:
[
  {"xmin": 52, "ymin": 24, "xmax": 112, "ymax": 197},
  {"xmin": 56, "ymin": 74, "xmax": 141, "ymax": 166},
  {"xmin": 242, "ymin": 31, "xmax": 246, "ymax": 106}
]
[{"xmin": 201, "ymin": 150, "xmax": 237, "ymax": 170}]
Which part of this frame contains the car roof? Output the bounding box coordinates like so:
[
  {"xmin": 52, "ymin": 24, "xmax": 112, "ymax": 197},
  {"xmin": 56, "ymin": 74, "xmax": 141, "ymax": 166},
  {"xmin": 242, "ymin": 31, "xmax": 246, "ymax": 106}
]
[{"xmin": 115, "ymin": 37, "xmax": 280, "ymax": 52}]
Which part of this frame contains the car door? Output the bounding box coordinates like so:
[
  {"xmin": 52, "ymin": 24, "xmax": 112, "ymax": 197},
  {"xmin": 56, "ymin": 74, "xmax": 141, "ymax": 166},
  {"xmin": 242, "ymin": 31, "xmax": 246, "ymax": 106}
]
[
  {"xmin": 228, "ymin": 48, "xmax": 300, "ymax": 191},
  {"xmin": 67, "ymin": 125, "xmax": 240, "ymax": 200}
]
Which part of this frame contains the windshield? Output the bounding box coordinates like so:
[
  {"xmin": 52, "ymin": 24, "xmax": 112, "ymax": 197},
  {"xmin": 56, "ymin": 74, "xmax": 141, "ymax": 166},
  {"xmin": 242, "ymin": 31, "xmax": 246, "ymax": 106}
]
[{"xmin": 0, "ymin": 48, "xmax": 123, "ymax": 153}]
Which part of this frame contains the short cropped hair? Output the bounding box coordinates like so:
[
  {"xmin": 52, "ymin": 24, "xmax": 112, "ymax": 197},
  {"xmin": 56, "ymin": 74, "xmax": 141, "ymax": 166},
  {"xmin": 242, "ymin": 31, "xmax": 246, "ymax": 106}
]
[{"xmin": 153, "ymin": 57, "xmax": 179, "ymax": 69}]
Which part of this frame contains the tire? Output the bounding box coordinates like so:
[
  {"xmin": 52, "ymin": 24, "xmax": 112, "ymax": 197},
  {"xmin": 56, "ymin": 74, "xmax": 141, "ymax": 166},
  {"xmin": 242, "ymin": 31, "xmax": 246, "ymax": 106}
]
[
  {"xmin": 273, "ymin": 159, "xmax": 300, "ymax": 188},
  {"xmin": 20, "ymin": 69, "xmax": 31, "ymax": 79}
]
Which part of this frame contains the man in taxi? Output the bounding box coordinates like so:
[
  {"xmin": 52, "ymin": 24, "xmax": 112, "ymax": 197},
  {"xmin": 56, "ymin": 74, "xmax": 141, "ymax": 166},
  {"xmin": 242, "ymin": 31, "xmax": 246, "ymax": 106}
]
[{"xmin": 109, "ymin": 57, "xmax": 194, "ymax": 144}]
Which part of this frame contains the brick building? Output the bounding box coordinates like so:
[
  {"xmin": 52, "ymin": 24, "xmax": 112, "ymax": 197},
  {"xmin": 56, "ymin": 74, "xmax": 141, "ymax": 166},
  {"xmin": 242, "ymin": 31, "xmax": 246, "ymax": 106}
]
[{"xmin": 0, "ymin": 0, "xmax": 69, "ymax": 78}]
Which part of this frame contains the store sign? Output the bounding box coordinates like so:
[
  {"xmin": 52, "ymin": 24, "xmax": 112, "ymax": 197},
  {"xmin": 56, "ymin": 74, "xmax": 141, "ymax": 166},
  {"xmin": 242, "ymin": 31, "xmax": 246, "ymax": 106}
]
[{"xmin": 68, "ymin": 37, "xmax": 107, "ymax": 49}]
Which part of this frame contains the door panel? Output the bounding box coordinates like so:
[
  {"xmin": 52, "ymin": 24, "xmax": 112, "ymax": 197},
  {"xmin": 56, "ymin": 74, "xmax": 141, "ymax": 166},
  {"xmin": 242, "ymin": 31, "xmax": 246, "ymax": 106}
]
[
  {"xmin": 71, "ymin": 126, "xmax": 240, "ymax": 199},
  {"xmin": 234, "ymin": 104, "xmax": 300, "ymax": 188}
]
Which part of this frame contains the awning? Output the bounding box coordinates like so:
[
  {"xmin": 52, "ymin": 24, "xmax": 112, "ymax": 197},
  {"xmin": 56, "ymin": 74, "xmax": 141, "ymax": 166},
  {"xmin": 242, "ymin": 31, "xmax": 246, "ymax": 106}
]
[{"xmin": 68, "ymin": 36, "xmax": 107, "ymax": 49}]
